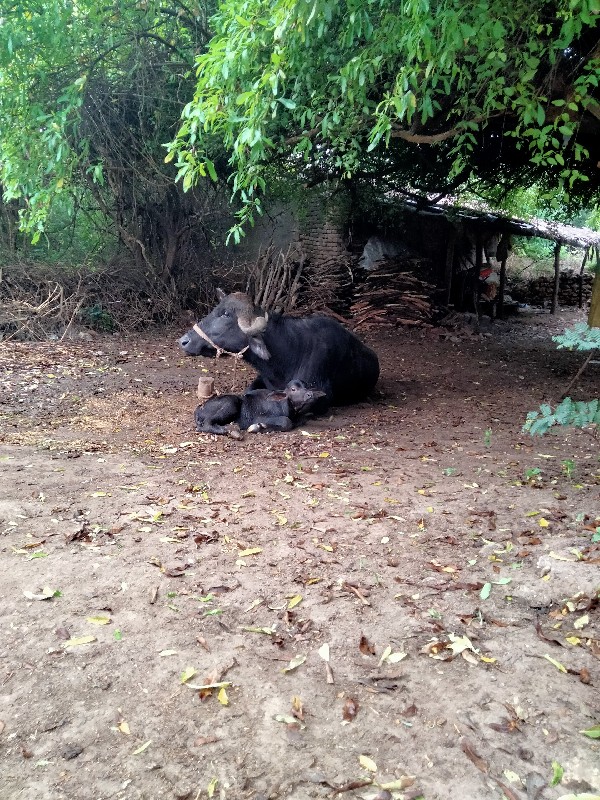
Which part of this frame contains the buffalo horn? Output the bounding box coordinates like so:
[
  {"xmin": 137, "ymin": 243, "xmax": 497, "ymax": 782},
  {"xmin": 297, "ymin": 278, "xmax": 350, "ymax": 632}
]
[{"xmin": 237, "ymin": 310, "xmax": 268, "ymax": 335}]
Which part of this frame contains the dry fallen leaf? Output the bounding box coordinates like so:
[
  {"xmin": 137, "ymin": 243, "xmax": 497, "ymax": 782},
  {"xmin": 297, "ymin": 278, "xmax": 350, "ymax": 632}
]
[
  {"xmin": 180, "ymin": 666, "xmax": 197, "ymax": 684},
  {"xmin": 359, "ymin": 635, "xmax": 376, "ymax": 656},
  {"xmin": 282, "ymin": 655, "xmax": 307, "ymax": 674},
  {"xmin": 273, "ymin": 713, "xmax": 306, "ymax": 729},
  {"xmin": 217, "ymin": 687, "xmax": 229, "ymax": 706},
  {"xmin": 238, "ymin": 547, "xmax": 262, "ymax": 557},
  {"xmin": 579, "ymin": 667, "xmax": 591, "ymax": 685},
  {"xmin": 62, "ymin": 635, "xmax": 97, "ymax": 648},
  {"xmin": 342, "ymin": 696, "xmax": 359, "ymax": 722},
  {"xmin": 132, "ymin": 740, "xmax": 152, "ymax": 755},
  {"xmin": 318, "ymin": 643, "xmax": 330, "ymax": 662},
  {"xmin": 460, "ymin": 738, "xmax": 488, "ymax": 774},
  {"xmin": 359, "ymin": 754, "xmax": 377, "ymax": 772},
  {"xmin": 23, "ymin": 587, "xmax": 56, "ymax": 601},
  {"xmin": 193, "ymin": 735, "xmax": 220, "ymax": 746},
  {"xmin": 291, "ymin": 695, "xmax": 304, "ymax": 722}
]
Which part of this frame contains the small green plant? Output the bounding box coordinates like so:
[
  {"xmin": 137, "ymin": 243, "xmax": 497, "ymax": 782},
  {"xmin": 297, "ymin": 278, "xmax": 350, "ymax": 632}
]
[
  {"xmin": 524, "ymin": 467, "xmax": 542, "ymax": 484},
  {"xmin": 592, "ymin": 527, "xmax": 600, "ymax": 544},
  {"xmin": 82, "ymin": 303, "xmax": 115, "ymax": 332},
  {"xmin": 442, "ymin": 467, "xmax": 457, "ymax": 476},
  {"xmin": 561, "ymin": 459, "xmax": 576, "ymax": 480},
  {"xmin": 484, "ymin": 428, "xmax": 492, "ymax": 447}
]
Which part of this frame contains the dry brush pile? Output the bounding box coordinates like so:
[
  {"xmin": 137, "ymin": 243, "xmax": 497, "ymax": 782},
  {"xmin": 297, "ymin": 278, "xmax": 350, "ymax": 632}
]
[{"xmin": 0, "ymin": 259, "xmax": 186, "ymax": 341}]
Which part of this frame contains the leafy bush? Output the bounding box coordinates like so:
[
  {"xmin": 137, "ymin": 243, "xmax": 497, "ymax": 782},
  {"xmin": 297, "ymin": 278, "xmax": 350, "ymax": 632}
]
[
  {"xmin": 553, "ymin": 321, "xmax": 600, "ymax": 351},
  {"xmin": 81, "ymin": 303, "xmax": 115, "ymax": 332},
  {"xmin": 523, "ymin": 323, "xmax": 599, "ymax": 436}
]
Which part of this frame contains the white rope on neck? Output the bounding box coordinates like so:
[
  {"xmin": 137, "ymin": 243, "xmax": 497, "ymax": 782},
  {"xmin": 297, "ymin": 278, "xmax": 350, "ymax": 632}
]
[{"xmin": 193, "ymin": 323, "xmax": 249, "ymax": 392}]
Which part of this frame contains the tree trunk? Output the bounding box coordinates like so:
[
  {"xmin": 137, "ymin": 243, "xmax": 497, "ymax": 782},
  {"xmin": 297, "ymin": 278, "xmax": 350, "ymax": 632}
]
[{"xmin": 550, "ymin": 241, "xmax": 561, "ymax": 314}]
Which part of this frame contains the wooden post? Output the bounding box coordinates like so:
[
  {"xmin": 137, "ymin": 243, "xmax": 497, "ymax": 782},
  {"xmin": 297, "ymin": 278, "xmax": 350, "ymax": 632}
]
[
  {"xmin": 474, "ymin": 231, "xmax": 483, "ymax": 317},
  {"xmin": 578, "ymin": 247, "xmax": 589, "ymax": 309},
  {"xmin": 445, "ymin": 226, "xmax": 456, "ymax": 305},
  {"xmin": 589, "ymin": 265, "xmax": 600, "ymax": 328},
  {"xmin": 496, "ymin": 233, "xmax": 511, "ymax": 319},
  {"xmin": 550, "ymin": 241, "xmax": 561, "ymax": 315}
]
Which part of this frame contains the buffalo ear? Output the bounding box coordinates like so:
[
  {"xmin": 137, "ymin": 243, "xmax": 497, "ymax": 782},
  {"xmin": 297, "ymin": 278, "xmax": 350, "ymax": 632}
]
[
  {"xmin": 312, "ymin": 390, "xmax": 327, "ymax": 399},
  {"xmin": 216, "ymin": 287, "xmax": 226, "ymax": 301},
  {"xmin": 248, "ymin": 336, "xmax": 270, "ymax": 360},
  {"xmin": 267, "ymin": 391, "xmax": 287, "ymax": 401}
]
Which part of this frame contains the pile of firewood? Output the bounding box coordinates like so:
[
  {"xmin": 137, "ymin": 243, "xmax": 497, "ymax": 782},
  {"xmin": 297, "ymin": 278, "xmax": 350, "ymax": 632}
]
[{"xmin": 350, "ymin": 262, "xmax": 437, "ymax": 330}]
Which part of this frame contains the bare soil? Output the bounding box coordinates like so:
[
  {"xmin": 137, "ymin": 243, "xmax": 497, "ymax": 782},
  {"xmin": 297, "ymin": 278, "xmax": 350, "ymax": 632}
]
[{"xmin": 0, "ymin": 309, "xmax": 599, "ymax": 800}]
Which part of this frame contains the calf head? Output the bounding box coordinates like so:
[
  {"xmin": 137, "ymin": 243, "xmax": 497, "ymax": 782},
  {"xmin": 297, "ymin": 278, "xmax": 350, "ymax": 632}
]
[
  {"xmin": 283, "ymin": 380, "xmax": 326, "ymax": 415},
  {"xmin": 179, "ymin": 290, "xmax": 269, "ymax": 360}
]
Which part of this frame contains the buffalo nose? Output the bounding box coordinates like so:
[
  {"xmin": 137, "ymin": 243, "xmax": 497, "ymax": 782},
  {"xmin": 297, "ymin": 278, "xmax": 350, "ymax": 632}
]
[{"xmin": 179, "ymin": 335, "xmax": 190, "ymax": 349}]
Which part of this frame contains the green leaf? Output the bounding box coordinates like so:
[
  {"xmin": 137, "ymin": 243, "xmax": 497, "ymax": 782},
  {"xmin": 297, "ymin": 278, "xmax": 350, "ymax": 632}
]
[
  {"xmin": 205, "ymin": 160, "xmax": 218, "ymax": 181},
  {"xmin": 278, "ymin": 98, "xmax": 297, "ymax": 110},
  {"xmin": 480, "ymin": 583, "xmax": 492, "ymax": 600},
  {"xmin": 581, "ymin": 724, "xmax": 600, "ymax": 739},
  {"xmin": 550, "ymin": 760, "xmax": 564, "ymax": 786}
]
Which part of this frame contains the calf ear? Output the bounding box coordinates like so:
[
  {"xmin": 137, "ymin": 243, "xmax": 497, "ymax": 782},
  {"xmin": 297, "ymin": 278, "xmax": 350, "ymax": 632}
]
[
  {"xmin": 248, "ymin": 336, "xmax": 270, "ymax": 360},
  {"xmin": 267, "ymin": 391, "xmax": 287, "ymax": 401},
  {"xmin": 312, "ymin": 390, "xmax": 327, "ymax": 398},
  {"xmin": 216, "ymin": 287, "xmax": 226, "ymax": 301}
]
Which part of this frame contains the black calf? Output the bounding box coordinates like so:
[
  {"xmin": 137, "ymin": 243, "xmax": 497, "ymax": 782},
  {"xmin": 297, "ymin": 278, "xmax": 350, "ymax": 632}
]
[
  {"xmin": 194, "ymin": 380, "xmax": 325, "ymax": 435},
  {"xmin": 194, "ymin": 394, "xmax": 242, "ymax": 435}
]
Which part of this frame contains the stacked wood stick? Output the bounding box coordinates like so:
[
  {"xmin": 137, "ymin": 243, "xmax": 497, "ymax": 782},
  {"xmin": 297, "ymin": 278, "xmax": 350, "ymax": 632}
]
[
  {"xmin": 350, "ymin": 259, "xmax": 437, "ymax": 330},
  {"xmin": 245, "ymin": 243, "xmax": 307, "ymax": 313}
]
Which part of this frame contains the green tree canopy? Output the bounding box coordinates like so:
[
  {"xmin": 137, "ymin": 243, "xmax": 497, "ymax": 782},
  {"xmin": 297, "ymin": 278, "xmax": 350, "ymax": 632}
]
[
  {"xmin": 0, "ymin": 0, "xmax": 221, "ymax": 281},
  {"xmin": 167, "ymin": 0, "xmax": 600, "ymax": 240}
]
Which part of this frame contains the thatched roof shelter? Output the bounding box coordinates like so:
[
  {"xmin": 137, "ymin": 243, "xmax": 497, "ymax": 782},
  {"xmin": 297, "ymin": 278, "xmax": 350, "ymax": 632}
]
[
  {"xmin": 402, "ymin": 198, "xmax": 600, "ymax": 249},
  {"xmin": 401, "ymin": 198, "xmax": 600, "ymax": 318}
]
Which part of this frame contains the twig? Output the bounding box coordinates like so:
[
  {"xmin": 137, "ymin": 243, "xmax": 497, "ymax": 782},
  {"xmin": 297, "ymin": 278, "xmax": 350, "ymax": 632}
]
[
  {"xmin": 342, "ymin": 582, "xmax": 371, "ymax": 606},
  {"xmin": 60, "ymin": 298, "xmax": 85, "ymax": 341},
  {"xmin": 560, "ymin": 350, "xmax": 597, "ymax": 400}
]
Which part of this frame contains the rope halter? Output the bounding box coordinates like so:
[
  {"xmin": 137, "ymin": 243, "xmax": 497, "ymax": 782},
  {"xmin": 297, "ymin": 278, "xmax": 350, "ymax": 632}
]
[{"xmin": 192, "ymin": 324, "xmax": 249, "ymax": 360}]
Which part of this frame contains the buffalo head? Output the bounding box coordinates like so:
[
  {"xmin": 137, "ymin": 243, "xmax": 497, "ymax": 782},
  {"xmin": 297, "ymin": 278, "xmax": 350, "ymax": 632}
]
[{"xmin": 179, "ymin": 290, "xmax": 270, "ymax": 360}]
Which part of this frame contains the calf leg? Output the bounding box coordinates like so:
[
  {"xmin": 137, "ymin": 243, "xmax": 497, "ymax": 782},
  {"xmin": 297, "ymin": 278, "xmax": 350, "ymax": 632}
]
[
  {"xmin": 247, "ymin": 415, "xmax": 294, "ymax": 433},
  {"xmin": 194, "ymin": 395, "xmax": 242, "ymax": 435},
  {"xmin": 196, "ymin": 419, "xmax": 239, "ymax": 435}
]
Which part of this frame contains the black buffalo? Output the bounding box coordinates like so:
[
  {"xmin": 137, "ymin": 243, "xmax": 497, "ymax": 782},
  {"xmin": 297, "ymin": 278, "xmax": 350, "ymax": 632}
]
[
  {"xmin": 194, "ymin": 380, "xmax": 326, "ymax": 435},
  {"xmin": 179, "ymin": 291, "xmax": 379, "ymax": 406}
]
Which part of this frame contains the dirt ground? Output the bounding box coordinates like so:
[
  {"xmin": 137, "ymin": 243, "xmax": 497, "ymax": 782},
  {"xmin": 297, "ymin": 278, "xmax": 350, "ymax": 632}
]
[{"xmin": 0, "ymin": 308, "xmax": 599, "ymax": 800}]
